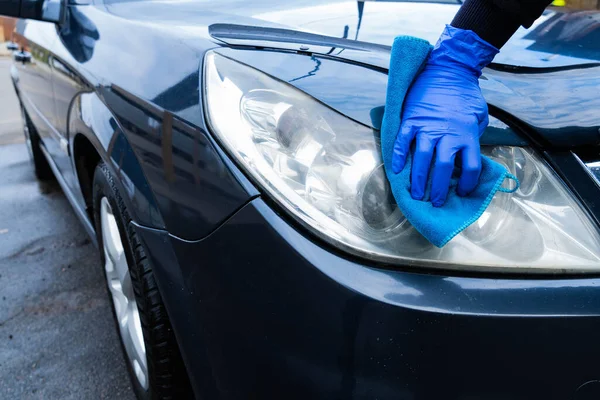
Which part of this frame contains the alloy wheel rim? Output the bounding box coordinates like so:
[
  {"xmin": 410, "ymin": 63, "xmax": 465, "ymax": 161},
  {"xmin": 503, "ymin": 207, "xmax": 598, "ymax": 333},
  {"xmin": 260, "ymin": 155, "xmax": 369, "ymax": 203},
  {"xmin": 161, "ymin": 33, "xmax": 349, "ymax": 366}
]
[{"xmin": 100, "ymin": 197, "xmax": 149, "ymax": 390}]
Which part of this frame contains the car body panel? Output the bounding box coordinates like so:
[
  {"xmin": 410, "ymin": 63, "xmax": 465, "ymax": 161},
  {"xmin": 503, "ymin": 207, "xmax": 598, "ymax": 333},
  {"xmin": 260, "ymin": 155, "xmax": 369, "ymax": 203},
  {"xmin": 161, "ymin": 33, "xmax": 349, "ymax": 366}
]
[
  {"xmin": 68, "ymin": 90, "xmax": 167, "ymax": 228},
  {"xmin": 135, "ymin": 197, "xmax": 600, "ymax": 399},
  {"xmin": 13, "ymin": 21, "xmax": 59, "ymax": 148},
  {"xmin": 96, "ymin": 84, "xmax": 255, "ymax": 239}
]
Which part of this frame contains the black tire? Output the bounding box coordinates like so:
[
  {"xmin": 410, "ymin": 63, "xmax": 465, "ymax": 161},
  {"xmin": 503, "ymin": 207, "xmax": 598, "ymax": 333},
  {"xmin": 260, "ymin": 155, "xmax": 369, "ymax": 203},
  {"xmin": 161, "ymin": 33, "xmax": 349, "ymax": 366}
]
[
  {"xmin": 92, "ymin": 161, "xmax": 193, "ymax": 400},
  {"xmin": 21, "ymin": 105, "xmax": 53, "ymax": 181}
]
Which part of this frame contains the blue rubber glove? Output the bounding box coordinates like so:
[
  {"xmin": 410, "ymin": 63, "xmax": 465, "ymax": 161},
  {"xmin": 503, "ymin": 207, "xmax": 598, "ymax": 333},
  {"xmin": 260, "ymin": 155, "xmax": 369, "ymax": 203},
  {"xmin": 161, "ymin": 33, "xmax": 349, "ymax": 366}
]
[{"xmin": 392, "ymin": 25, "xmax": 499, "ymax": 207}]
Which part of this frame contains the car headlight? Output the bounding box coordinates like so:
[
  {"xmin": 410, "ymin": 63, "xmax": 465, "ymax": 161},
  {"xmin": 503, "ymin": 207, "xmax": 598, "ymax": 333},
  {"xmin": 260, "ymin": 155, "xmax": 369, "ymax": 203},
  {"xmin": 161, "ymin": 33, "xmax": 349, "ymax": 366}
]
[{"xmin": 204, "ymin": 52, "xmax": 600, "ymax": 273}]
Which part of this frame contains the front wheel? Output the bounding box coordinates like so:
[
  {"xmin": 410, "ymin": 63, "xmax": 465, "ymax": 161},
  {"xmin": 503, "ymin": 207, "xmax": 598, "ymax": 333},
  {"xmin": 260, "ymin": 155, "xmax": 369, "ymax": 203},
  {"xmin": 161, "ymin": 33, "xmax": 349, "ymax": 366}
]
[{"xmin": 93, "ymin": 161, "xmax": 192, "ymax": 399}]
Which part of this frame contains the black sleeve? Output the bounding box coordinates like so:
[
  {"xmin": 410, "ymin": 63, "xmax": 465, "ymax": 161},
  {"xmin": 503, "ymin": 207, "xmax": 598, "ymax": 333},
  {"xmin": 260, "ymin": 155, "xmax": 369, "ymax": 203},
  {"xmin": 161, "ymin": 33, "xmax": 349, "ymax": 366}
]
[{"xmin": 451, "ymin": 0, "xmax": 553, "ymax": 49}]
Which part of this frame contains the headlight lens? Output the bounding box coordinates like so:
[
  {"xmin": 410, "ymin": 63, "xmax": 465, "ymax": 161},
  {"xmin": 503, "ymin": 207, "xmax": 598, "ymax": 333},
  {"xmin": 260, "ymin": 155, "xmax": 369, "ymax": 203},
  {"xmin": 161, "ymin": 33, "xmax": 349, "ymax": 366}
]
[{"xmin": 204, "ymin": 52, "xmax": 600, "ymax": 272}]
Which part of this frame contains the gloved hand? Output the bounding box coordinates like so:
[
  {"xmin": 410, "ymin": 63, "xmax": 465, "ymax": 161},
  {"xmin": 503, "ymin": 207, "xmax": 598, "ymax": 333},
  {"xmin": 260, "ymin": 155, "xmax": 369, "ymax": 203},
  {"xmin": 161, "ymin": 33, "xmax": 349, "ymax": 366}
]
[{"xmin": 392, "ymin": 25, "xmax": 499, "ymax": 207}]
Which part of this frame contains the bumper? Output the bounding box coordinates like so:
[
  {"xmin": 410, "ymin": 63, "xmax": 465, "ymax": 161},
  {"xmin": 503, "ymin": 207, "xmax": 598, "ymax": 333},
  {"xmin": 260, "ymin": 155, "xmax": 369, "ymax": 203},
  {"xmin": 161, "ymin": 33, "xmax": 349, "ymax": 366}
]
[{"xmin": 135, "ymin": 198, "xmax": 600, "ymax": 400}]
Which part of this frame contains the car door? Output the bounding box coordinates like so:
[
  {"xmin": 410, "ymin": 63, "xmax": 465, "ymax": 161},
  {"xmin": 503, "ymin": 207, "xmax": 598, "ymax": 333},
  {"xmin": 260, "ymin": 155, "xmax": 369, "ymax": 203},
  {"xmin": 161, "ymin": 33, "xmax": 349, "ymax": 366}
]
[
  {"xmin": 50, "ymin": 54, "xmax": 83, "ymax": 186},
  {"xmin": 50, "ymin": 4, "xmax": 97, "ymax": 190},
  {"xmin": 13, "ymin": 19, "xmax": 60, "ymax": 153}
]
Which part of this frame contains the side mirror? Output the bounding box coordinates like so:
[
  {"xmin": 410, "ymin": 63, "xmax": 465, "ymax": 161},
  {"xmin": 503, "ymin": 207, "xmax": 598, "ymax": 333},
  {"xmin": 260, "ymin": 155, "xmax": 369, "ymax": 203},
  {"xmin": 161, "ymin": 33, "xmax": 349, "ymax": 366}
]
[
  {"xmin": 6, "ymin": 41, "xmax": 19, "ymax": 51},
  {"xmin": 0, "ymin": 0, "xmax": 66, "ymax": 24}
]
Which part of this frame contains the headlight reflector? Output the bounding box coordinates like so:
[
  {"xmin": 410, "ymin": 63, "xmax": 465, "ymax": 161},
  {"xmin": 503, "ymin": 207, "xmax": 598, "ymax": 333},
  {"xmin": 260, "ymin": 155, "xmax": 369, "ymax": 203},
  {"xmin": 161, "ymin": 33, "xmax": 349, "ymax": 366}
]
[{"xmin": 204, "ymin": 52, "xmax": 600, "ymax": 272}]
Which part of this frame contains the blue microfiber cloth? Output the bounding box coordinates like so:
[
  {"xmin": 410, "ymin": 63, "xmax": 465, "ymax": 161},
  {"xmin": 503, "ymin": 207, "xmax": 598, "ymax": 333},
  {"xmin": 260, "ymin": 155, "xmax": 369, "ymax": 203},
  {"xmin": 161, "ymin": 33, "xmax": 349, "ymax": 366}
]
[{"xmin": 380, "ymin": 36, "xmax": 518, "ymax": 247}]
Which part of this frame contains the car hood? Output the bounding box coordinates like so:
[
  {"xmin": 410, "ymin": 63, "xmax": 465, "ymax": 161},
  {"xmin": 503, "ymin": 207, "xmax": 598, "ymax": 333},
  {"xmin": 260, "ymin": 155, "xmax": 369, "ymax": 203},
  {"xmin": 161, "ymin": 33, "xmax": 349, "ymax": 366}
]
[
  {"xmin": 246, "ymin": 1, "xmax": 600, "ymax": 69},
  {"xmin": 106, "ymin": 0, "xmax": 600, "ymax": 147},
  {"xmin": 108, "ymin": 0, "xmax": 600, "ymax": 69}
]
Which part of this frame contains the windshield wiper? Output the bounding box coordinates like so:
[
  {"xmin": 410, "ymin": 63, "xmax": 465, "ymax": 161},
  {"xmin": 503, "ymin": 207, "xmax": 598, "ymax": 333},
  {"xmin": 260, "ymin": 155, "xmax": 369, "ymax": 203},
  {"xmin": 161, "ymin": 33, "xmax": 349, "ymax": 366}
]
[{"xmin": 208, "ymin": 24, "xmax": 391, "ymax": 53}]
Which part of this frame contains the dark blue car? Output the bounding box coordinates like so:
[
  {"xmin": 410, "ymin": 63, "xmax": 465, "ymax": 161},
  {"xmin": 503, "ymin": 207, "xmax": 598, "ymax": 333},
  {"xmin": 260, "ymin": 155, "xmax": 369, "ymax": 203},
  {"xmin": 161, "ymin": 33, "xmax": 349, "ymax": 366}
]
[{"xmin": 3, "ymin": 0, "xmax": 600, "ymax": 398}]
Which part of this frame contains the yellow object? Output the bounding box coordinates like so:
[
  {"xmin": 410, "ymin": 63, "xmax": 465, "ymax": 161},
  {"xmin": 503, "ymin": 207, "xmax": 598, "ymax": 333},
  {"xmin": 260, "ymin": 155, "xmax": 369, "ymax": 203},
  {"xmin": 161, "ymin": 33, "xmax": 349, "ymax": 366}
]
[{"xmin": 552, "ymin": 0, "xmax": 566, "ymax": 6}]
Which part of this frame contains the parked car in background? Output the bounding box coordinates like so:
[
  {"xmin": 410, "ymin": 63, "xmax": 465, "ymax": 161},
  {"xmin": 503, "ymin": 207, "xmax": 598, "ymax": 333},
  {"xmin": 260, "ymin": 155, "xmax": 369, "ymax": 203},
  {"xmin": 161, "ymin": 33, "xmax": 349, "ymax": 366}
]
[{"xmin": 2, "ymin": 0, "xmax": 600, "ymax": 399}]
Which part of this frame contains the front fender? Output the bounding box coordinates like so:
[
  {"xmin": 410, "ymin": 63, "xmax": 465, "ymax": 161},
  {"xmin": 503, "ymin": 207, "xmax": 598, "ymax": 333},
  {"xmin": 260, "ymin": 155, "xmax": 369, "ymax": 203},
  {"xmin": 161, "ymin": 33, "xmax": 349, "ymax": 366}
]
[
  {"xmin": 69, "ymin": 91, "xmax": 166, "ymax": 230},
  {"xmin": 96, "ymin": 85, "xmax": 255, "ymax": 241}
]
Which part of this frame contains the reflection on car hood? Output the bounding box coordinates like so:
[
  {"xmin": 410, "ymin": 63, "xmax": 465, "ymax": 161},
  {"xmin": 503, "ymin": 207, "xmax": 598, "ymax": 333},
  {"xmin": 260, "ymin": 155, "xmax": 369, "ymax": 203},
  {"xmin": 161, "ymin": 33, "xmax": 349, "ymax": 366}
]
[
  {"xmin": 225, "ymin": 1, "xmax": 600, "ymax": 68},
  {"xmin": 108, "ymin": 0, "xmax": 600, "ymax": 68},
  {"xmin": 106, "ymin": 0, "xmax": 600, "ymax": 146}
]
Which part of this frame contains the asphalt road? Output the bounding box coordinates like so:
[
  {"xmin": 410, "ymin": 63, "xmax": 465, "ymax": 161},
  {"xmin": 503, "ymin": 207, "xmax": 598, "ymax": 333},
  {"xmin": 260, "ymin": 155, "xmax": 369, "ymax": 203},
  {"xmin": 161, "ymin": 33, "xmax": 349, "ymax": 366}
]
[{"xmin": 0, "ymin": 58, "xmax": 135, "ymax": 398}]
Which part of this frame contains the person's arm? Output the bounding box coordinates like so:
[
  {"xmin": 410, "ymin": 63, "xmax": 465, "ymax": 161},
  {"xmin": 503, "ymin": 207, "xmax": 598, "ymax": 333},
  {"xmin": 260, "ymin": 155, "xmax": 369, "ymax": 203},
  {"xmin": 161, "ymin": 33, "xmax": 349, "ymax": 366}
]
[
  {"xmin": 452, "ymin": 0, "xmax": 552, "ymax": 48},
  {"xmin": 393, "ymin": 0, "xmax": 552, "ymax": 207}
]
